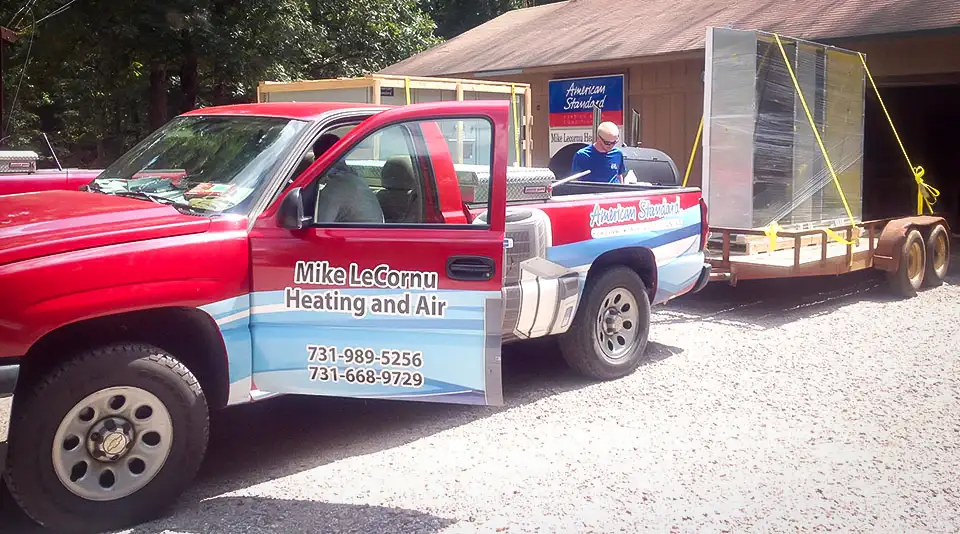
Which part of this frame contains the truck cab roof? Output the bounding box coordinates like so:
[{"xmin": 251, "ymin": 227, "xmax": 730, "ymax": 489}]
[{"xmin": 180, "ymin": 101, "xmax": 392, "ymax": 121}]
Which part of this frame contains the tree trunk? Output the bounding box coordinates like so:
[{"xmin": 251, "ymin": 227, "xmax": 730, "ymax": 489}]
[
  {"xmin": 211, "ymin": 64, "xmax": 228, "ymax": 107},
  {"xmin": 180, "ymin": 39, "xmax": 199, "ymax": 113},
  {"xmin": 211, "ymin": 0, "xmax": 228, "ymax": 107},
  {"xmin": 149, "ymin": 63, "xmax": 168, "ymax": 130}
]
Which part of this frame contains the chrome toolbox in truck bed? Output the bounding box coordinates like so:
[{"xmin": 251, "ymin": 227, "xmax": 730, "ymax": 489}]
[
  {"xmin": 456, "ymin": 165, "xmax": 556, "ymax": 203},
  {"xmin": 0, "ymin": 150, "xmax": 39, "ymax": 174}
]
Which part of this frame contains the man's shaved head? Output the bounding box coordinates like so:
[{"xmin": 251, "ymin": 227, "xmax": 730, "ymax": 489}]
[{"xmin": 593, "ymin": 121, "xmax": 620, "ymax": 153}]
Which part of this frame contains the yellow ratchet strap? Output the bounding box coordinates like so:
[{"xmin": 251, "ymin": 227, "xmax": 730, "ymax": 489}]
[
  {"xmin": 770, "ymin": 33, "xmax": 857, "ymax": 254},
  {"xmin": 682, "ymin": 114, "xmax": 703, "ymax": 188},
  {"xmin": 858, "ymin": 52, "xmax": 939, "ymax": 215},
  {"xmin": 763, "ymin": 221, "xmax": 784, "ymax": 252}
]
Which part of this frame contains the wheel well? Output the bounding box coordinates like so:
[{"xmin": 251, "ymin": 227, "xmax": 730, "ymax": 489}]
[
  {"xmin": 17, "ymin": 308, "xmax": 230, "ymax": 410},
  {"xmin": 874, "ymin": 216, "xmax": 950, "ymax": 272},
  {"xmin": 586, "ymin": 247, "xmax": 658, "ymax": 303},
  {"xmin": 916, "ymin": 220, "xmax": 951, "ymax": 240}
]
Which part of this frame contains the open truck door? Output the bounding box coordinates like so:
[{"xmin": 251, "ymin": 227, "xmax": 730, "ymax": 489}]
[{"xmin": 246, "ymin": 101, "xmax": 508, "ymax": 406}]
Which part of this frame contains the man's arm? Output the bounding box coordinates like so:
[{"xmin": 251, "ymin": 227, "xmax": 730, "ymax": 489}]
[
  {"xmin": 615, "ymin": 151, "xmax": 626, "ymax": 183},
  {"xmin": 314, "ymin": 181, "xmax": 342, "ymax": 223},
  {"xmin": 570, "ymin": 150, "xmax": 587, "ymax": 176}
]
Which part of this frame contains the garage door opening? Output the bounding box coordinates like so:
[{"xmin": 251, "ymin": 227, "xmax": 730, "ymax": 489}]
[{"xmin": 862, "ymin": 83, "xmax": 960, "ymax": 233}]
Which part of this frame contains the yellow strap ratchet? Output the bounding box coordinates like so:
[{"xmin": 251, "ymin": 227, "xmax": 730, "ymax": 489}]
[
  {"xmin": 763, "ymin": 221, "xmax": 783, "ymax": 252},
  {"xmin": 857, "ymin": 52, "xmax": 939, "ymax": 215}
]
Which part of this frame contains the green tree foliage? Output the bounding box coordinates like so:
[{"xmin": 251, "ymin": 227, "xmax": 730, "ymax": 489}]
[
  {"xmin": 1, "ymin": 0, "xmax": 441, "ymax": 167},
  {"xmin": 420, "ymin": 0, "xmax": 564, "ymax": 40},
  {"xmin": 1, "ymin": 0, "xmax": 546, "ymax": 167}
]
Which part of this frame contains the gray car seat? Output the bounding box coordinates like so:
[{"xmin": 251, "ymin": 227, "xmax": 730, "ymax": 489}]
[{"xmin": 377, "ymin": 156, "xmax": 422, "ymax": 223}]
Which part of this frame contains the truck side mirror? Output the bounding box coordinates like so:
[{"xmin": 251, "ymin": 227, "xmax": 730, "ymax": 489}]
[
  {"xmin": 630, "ymin": 109, "xmax": 641, "ymax": 146},
  {"xmin": 278, "ymin": 187, "xmax": 311, "ymax": 230}
]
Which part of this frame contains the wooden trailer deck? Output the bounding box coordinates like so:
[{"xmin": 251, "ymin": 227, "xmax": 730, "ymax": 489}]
[
  {"xmin": 711, "ymin": 237, "xmax": 877, "ymax": 279},
  {"xmin": 705, "ymin": 216, "xmax": 951, "ymax": 296}
]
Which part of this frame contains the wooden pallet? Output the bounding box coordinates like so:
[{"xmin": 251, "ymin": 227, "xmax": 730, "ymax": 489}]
[{"xmin": 706, "ymin": 226, "xmax": 862, "ymax": 256}]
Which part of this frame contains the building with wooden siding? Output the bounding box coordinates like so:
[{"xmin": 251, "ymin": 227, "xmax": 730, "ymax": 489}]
[{"xmin": 380, "ymin": 0, "xmax": 960, "ymax": 227}]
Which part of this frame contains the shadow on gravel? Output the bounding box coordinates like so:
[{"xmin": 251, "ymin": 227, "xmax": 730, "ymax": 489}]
[
  {"xmin": 0, "ymin": 337, "xmax": 681, "ymax": 533},
  {"xmin": 126, "ymin": 496, "xmax": 457, "ymax": 534},
  {"xmin": 656, "ymin": 245, "xmax": 960, "ymax": 330}
]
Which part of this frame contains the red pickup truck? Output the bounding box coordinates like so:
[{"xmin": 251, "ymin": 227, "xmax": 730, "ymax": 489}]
[
  {"xmin": 0, "ymin": 100, "xmax": 709, "ymax": 533},
  {"xmin": 0, "ymin": 151, "xmax": 102, "ymax": 196}
]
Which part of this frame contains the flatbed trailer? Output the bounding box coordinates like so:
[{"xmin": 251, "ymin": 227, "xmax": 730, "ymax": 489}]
[{"xmin": 706, "ymin": 215, "xmax": 952, "ymax": 298}]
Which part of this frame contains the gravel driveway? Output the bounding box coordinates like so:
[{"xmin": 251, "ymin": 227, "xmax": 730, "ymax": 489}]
[{"xmin": 3, "ymin": 253, "xmax": 958, "ymax": 534}]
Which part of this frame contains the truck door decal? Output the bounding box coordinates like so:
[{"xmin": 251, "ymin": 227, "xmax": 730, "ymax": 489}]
[{"xmin": 248, "ymin": 272, "xmax": 502, "ymax": 405}]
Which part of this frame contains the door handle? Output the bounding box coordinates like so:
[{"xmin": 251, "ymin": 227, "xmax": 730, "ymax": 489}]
[{"xmin": 446, "ymin": 255, "xmax": 496, "ymax": 281}]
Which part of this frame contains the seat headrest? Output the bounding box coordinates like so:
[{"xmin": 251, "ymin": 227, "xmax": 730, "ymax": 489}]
[
  {"xmin": 293, "ymin": 150, "xmax": 315, "ymax": 177},
  {"xmin": 381, "ymin": 156, "xmax": 416, "ymax": 190},
  {"xmin": 313, "ymin": 133, "xmax": 340, "ymax": 157}
]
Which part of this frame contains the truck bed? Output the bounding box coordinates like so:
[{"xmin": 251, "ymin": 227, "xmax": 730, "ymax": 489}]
[
  {"xmin": 464, "ymin": 180, "xmax": 702, "ymax": 224},
  {"xmin": 541, "ymin": 180, "xmax": 693, "ymax": 199},
  {"xmin": 507, "ymin": 181, "xmax": 700, "ymax": 209}
]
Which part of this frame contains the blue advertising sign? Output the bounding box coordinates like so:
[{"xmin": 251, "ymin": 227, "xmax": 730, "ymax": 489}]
[{"xmin": 548, "ymin": 74, "xmax": 625, "ymax": 128}]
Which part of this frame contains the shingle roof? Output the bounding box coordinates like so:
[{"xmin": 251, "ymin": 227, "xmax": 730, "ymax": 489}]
[{"xmin": 380, "ymin": 0, "xmax": 960, "ymax": 76}]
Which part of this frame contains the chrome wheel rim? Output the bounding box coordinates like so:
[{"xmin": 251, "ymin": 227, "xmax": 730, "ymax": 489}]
[
  {"xmin": 594, "ymin": 287, "xmax": 641, "ymax": 363},
  {"xmin": 52, "ymin": 386, "xmax": 174, "ymax": 502}
]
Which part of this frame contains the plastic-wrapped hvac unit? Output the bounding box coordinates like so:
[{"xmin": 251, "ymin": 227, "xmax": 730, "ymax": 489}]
[{"xmin": 701, "ymin": 26, "xmax": 866, "ymax": 230}]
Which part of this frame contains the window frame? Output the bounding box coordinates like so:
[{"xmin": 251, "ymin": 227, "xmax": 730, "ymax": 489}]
[{"xmin": 301, "ymin": 115, "xmax": 497, "ymax": 231}]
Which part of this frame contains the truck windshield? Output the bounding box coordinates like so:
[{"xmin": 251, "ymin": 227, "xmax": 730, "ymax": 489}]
[{"xmin": 88, "ymin": 115, "xmax": 310, "ymax": 215}]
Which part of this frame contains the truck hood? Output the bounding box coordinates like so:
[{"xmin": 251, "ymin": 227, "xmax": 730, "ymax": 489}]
[{"xmin": 0, "ymin": 190, "xmax": 212, "ymax": 266}]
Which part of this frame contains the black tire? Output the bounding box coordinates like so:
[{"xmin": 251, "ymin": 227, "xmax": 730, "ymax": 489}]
[
  {"xmin": 922, "ymin": 223, "xmax": 951, "ymax": 287},
  {"xmin": 886, "ymin": 228, "xmax": 926, "ymax": 298},
  {"xmin": 4, "ymin": 343, "xmax": 209, "ymax": 534},
  {"xmin": 558, "ymin": 266, "xmax": 651, "ymax": 380}
]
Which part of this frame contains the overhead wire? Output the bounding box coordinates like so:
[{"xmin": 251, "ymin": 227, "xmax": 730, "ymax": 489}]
[
  {"xmin": 3, "ymin": 8, "xmax": 35, "ymax": 138},
  {"xmin": 6, "ymin": 0, "xmax": 38, "ymax": 28},
  {"xmin": 35, "ymin": 0, "xmax": 78, "ymax": 26}
]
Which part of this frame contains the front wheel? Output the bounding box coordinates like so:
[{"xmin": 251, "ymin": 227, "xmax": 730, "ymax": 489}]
[
  {"xmin": 4, "ymin": 343, "xmax": 209, "ymax": 534},
  {"xmin": 558, "ymin": 266, "xmax": 652, "ymax": 380}
]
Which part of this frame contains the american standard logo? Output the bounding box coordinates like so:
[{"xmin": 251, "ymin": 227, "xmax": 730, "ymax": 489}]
[{"xmin": 589, "ymin": 196, "xmax": 682, "ymax": 228}]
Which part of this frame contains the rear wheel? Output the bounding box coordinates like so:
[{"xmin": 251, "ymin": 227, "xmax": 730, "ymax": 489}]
[
  {"xmin": 4, "ymin": 343, "xmax": 209, "ymax": 534},
  {"xmin": 922, "ymin": 223, "xmax": 951, "ymax": 287},
  {"xmin": 886, "ymin": 228, "xmax": 926, "ymax": 298},
  {"xmin": 558, "ymin": 266, "xmax": 651, "ymax": 380}
]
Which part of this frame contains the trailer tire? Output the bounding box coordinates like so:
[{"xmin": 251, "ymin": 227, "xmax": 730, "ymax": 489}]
[
  {"xmin": 558, "ymin": 266, "xmax": 651, "ymax": 380},
  {"xmin": 922, "ymin": 223, "xmax": 950, "ymax": 287},
  {"xmin": 4, "ymin": 343, "xmax": 209, "ymax": 534},
  {"xmin": 886, "ymin": 228, "xmax": 926, "ymax": 298}
]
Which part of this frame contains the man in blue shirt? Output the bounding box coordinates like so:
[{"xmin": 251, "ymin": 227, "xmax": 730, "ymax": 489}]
[{"xmin": 571, "ymin": 122, "xmax": 626, "ymax": 183}]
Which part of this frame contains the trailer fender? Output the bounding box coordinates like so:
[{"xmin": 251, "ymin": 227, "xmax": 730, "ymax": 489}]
[{"xmin": 873, "ymin": 215, "xmax": 947, "ymax": 272}]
